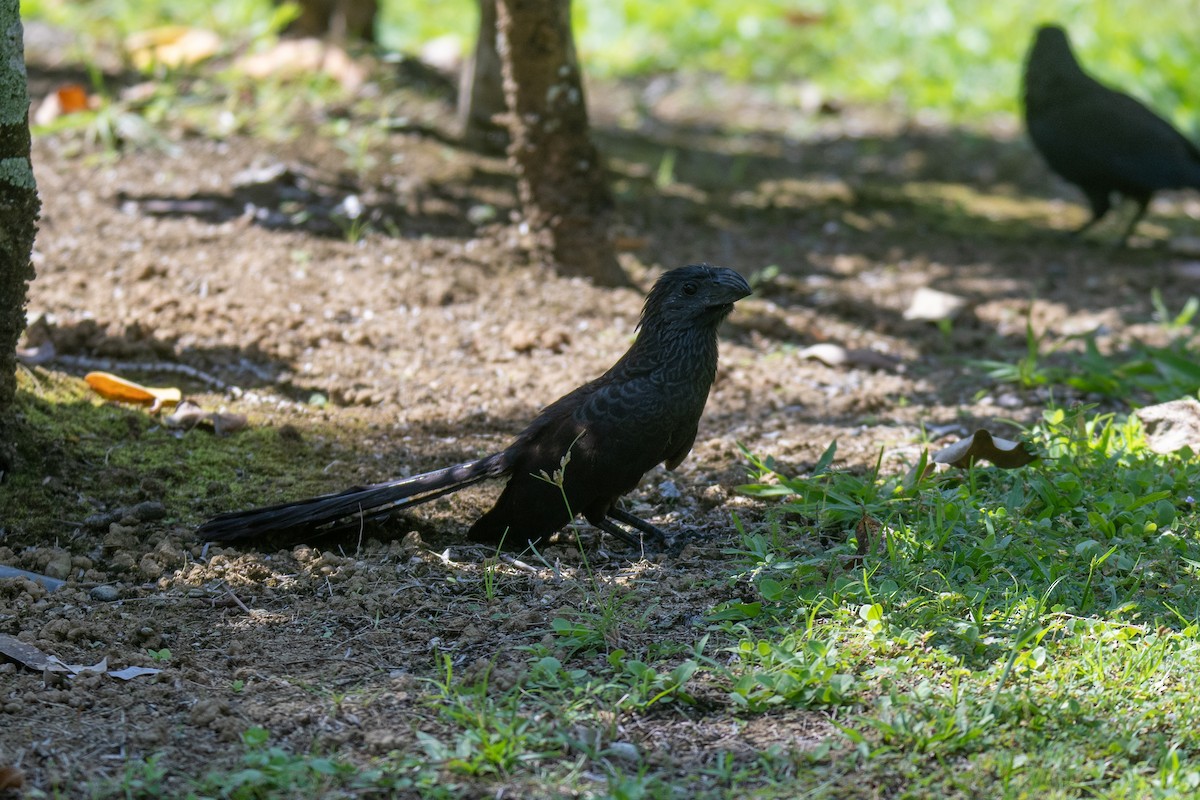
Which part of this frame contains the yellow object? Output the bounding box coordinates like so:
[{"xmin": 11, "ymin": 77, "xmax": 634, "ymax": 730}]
[{"xmin": 84, "ymin": 371, "xmax": 182, "ymax": 409}]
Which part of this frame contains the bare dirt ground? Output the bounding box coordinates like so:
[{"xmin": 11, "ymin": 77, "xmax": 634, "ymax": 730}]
[{"xmin": 3, "ymin": 39, "xmax": 1200, "ymax": 797}]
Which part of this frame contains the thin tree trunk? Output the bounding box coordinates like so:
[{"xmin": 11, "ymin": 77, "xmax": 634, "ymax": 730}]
[
  {"xmin": 458, "ymin": 0, "xmax": 508, "ymax": 154},
  {"xmin": 495, "ymin": 0, "xmax": 628, "ymax": 287},
  {"xmin": 0, "ymin": 0, "xmax": 38, "ymax": 433}
]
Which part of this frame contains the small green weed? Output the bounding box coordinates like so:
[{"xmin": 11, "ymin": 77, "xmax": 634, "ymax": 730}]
[{"xmin": 972, "ymin": 294, "xmax": 1200, "ymax": 402}]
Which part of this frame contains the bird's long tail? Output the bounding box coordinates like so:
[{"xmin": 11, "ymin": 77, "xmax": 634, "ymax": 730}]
[{"xmin": 198, "ymin": 455, "xmax": 508, "ymax": 542}]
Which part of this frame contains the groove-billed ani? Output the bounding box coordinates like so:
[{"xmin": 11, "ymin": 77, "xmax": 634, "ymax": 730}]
[
  {"xmin": 198, "ymin": 264, "xmax": 752, "ymax": 552},
  {"xmin": 1023, "ymin": 24, "xmax": 1200, "ymax": 244}
]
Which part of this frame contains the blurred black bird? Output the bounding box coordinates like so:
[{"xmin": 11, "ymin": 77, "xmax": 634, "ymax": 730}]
[
  {"xmin": 1023, "ymin": 24, "xmax": 1200, "ymax": 244},
  {"xmin": 198, "ymin": 264, "xmax": 752, "ymax": 552}
]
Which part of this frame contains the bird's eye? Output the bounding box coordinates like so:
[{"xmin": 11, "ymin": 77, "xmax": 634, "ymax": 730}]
[{"xmin": 682, "ymin": 281, "xmax": 698, "ymax": 296}]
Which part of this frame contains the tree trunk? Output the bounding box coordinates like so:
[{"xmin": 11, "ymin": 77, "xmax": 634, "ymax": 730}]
[
  {"xmin": 458, "ymin": 0, "xmax": 508, "ymax": 154},
  {"xmin": 495, "ymin": 0, "xmax": 628, "ymax": 287},
  {"xmin": 0, "ymin": 0, "xmax": 38, "ymax": 429}
]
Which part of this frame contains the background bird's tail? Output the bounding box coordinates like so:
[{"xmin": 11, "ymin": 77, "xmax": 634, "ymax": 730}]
[{"xmin": 198, "ymin": 456, "xmax": 507, "ymax": 542}]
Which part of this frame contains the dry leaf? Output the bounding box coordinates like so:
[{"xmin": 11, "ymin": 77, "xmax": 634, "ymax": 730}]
[
  {"xmin": 125, "ymin": 26, "xmax": 221, "ymax": 70},
  {"xmin": 1, "ymin": 634, "xmax": 158, "ymax": 684},
  {"xmin": 904, "ymin": 287, "xmax": 967, "ymax": 322},
  {"xmin": 0, "ymin": 632, "xmax": 53, "ymax": 670},
  {"xmin": 856, "ymin": 514, "xmax": 883, "ymax": 557},
  {"xmin": 932, "ymin": 429, "xmax": 1038, "ymax": 469},
  {"xmin": 164, "ymin": 400, "xmax": 249, "ymax": 436},
  {"xmin": 15, "ymin": 339, "xmax": 55, "ymax": 365},
  {"xmin": 110, "ymin": 665, "xmax": 162, "ymax": 681},
  {"xmin": 163, "ymin": 399, "xmax": 209, "ymax": 430},
  {"xmin": 419, "ymin": 34, "xmax": 463, "ymax": 73},
  {"xmin": 1135, "ymin": 397, "xmax": 1200, "ymax": 454},
  {"xmin": 33, "ymin": 83, "xmax": 98, "ymax": 126},
  {"xmin": 797, "ymin": 343, "xmax": 900, "ymax": 371},
  {"xmin": 235, "ymin": 38, "xmax": 366, "ymax": 91},
  {"xmin": 45, "ymin": 655, "xmax": 108, "ymax": 676},
  {"xmin": 85, "ymin": 371, "xmax": 182, "ymax": 410},
  {"xmin": 613, "ymin": 235, "xmax": 650, "ymax": 251},
  {"xmin": 57, "ymin": 83, "xmax": 89, "ymax": 113},
  {"xmin": 211, "ymin": 412, "xmax": 249, "ymax": 435},
  {"xmin": 0, "ymin": 765, "xmax": 24, "ymax": 791}
]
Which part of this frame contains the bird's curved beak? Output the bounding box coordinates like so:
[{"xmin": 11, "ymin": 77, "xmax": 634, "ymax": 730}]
[{"xmin": 713, "ymin": 269, "xmax": 753, "ymax": 304}]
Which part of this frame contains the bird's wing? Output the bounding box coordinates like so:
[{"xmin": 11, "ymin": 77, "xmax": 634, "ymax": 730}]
[
  {"xmin": 663, "ymin": 423, "xmax": 699, "ymax": 470},
  {"xmin": 1035, "ymin": 89, "xmax": 1200, "ymax": 188}
]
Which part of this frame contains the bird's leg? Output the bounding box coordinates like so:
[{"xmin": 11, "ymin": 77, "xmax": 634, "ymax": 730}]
[
  {"xmin": 1116, "ymin": 196, "xmax": 1150, "ymax": 247},
  {"xmin": 590, "ymin": 517, "xmax": 647, "ymax": 550},
  {"xmin": 1072, "ymin": 215, "xmax": 1102, "ymax": 237},
  {"xmin": 1072, "ymin": 189, "xmax": 1112, "ymax": 238},
  {"xmin": 607, "ymin": 507, "xmax": 668, "ymax": 547}
]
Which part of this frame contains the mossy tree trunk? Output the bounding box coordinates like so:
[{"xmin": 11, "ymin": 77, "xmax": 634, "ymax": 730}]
[
  {"xmin": 458, "ymin": 0, "xmax": 508, "ymax": 154},
  {"xmin": 495, "ymin": 0, "xmax": 628, "ymax": 287},
  {"xmin": 0, "ymin": 0, "xmax": 38, "ymax": 440}
]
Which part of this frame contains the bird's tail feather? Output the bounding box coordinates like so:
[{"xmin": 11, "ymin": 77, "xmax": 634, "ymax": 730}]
[{"xmin": 198, "ymin": 456, "xmax": 506, "ymax": 542}]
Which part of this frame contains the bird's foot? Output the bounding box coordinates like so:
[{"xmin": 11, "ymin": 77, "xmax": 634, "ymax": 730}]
[
  {"xmin": 664, "ymin": 528, "xmax": 705, "ymax": 557},
  {"xmin": 603, "ymin": 508, "xmax": 670, "ymax": 554}
]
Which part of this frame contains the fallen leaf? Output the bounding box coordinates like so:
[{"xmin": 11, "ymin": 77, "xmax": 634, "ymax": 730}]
[
  {"xmin": 0, "ymin": 633, "xmax": 54, "ymax": 670},
  {"xmin": 613, "ymin": 235, "xmax": 650, "ymax": 251},
  {"xmin": 211, "ymin": 412, "xmax": 249, "ymax": 435},
  {"xmin": 419, "ymin": 33, "xmax": 464, "ymax": 73},
  {"xmin": 163, "ymin": 399, "xmax": 209, "ymax": 430},
  {"xmin": 57, "ymin": 83, "xmax": 89, "ymax": 113},
  {"xmin": 855, "ymin": 514, "xmax": 883, "ymax": 559},
  {"xmin": 164, "ymin": 400, "xmax": 249, "ymax": 436},
  {"xmin": 904, "ymin": 287, "xmax": 967, "ymax": 322},
  {"xmin": 1135, "ymin": 397, "xmax": 1200, "ymax": 454},
  {"xmin": 32, "ymin": 83, "xmax": 97, "ymax": 126},
  {"xmin": 0, "ymin": 634, "xmax": 160, "ymax": 685},
  {"xmin": 797, "ymin": 343, "xmax": 901, "ymax": 371},
  {"xmin": 125, "ymin": 26, "xmax": 221, "ymax": 70},
  {"xmin": 235, "ymin": 38, "xmax": 366, "ymax": 91},
  {"xmin": 0, "ymin": 765, "xmax": 24, "ymax": 791},
  {"xmin": 46, "ymin": 655, "xmax": 108, "ymax": 676},
  {"xmin": 110, "ymin": 665, "xmax": 162, "ymax": 681},
  {"xmin": 14, "ymin": 339, "xmax": 55, "ymax": 365},
  {"xmin": 85, "ymin": 371, "xmax": 182, "ymax": 410},
  {"xmin": 932, "ymin": 429, "xmax": 1038, "ymax": 469}
]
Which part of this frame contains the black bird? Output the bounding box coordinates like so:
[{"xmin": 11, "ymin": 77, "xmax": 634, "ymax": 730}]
[
  {"xmin": 198, "ymin": 264, "xmax": 752, "ymax": 552},
  {"xmin": 1022, "ymin": 24, "xmax": 1200, "ymax": 244}
]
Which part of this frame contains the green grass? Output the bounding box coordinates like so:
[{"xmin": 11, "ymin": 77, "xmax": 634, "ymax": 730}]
[
  {"xmin": 90, "ymin": 727, "xmax": 455, "ymax": 799},
  {"xmin": 971, "ymin": 293, "xmax": 1200, "ymax": 403},
  {"xmin": 89, "ymin": 402, "xmax": 1200, "ymax": 797},
  {"xmin": 717, "ymin": 404, "xmax": 1200, "ymax": 794},
  {"xmin": 22, "ymin": 0, "xmax": 1200, "ymax": 132},
  {"xmin": 385, "ymin": 0, "xmax": 1200, "ymax": 131},
  {"xmin": 0, "ymin": 369, "xmax": 365, "ymax": 544}
]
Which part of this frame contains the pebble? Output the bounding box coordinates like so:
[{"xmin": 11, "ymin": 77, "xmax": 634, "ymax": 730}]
[
  {"xmin": 607, "ymin": 742, "xmax": 640, "ymax": 763},
  {"xmin": 90, "ymin": 585, "xmax": 120, "ymax": 602}
]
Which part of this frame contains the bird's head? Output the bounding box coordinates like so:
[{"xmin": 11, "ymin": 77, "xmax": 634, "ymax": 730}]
[
  {"xmin": 638, "ymin": 264, "xmax": 752, "ymax": 333},
  {"xmin": 1031, "ymin": 24, "xmax": 1072, "ymax": 58},
  {"xmin": 1024, "ymin": 24, "xmax": 1086, "ymax": 107}
]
